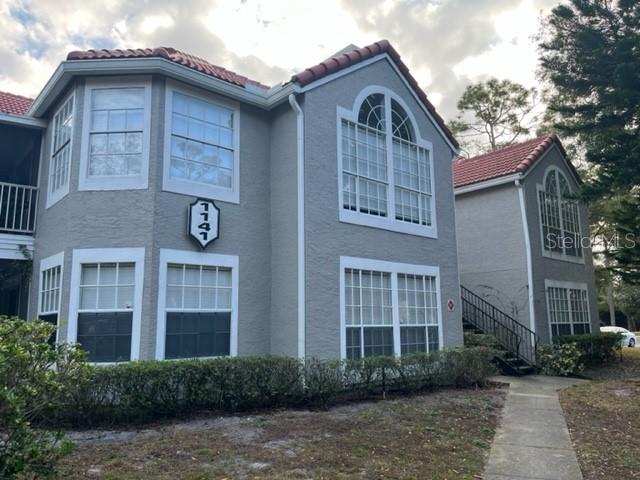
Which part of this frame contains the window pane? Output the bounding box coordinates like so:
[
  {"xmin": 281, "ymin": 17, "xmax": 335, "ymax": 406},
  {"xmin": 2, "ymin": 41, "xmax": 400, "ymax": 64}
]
[
  {"xmin": 77, "ymin": 312, "xmax": 132, "ymax": 363},
  {"xmin": 363, "ymin": 327, "xmax": 394, "ymax": 357},
  {"xmin": 165, "ymin": 312, "xmax": 230, "ymax": 359},
  {"xmin": 401, "ymin": 326, "xmax": 427, "ymax": 354}
]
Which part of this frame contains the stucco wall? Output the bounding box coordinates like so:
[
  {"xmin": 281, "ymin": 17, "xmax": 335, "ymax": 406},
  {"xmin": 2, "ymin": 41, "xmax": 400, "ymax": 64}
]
[
  {"xmin": 30, "ymin": 75, "xmax": 274, "ymax": 358},
  {"xmin": 301, "ymin": 58, "xmax": 463, "ymax": 359},
  {"xmin": 524, "ymin": 146, "xmax": 599, "ymax": 342},
  {"xmin": 455, "ymin": 183, "xmax": 531, "ymax": 326}
]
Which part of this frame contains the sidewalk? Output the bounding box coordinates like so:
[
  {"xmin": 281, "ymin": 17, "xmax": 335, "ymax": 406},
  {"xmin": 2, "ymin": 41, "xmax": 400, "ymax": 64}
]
[{"xmin": 485, "ymin": 375, "xmax": 585, "ymax": 480}]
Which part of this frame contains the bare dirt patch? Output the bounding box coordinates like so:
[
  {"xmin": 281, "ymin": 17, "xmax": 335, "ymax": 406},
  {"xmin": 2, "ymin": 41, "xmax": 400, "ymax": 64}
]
[
  {"xmin": 58, "ymin": 388, "xmax": 505, "ymax": 480},
  {"xmin": 560, "ymin": 350, "xmax": 640, "ymax": 480}
]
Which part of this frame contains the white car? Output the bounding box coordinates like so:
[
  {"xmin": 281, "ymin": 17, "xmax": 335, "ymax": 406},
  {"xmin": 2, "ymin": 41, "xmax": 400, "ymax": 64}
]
[{"xmin": 600, "ymin": 326, "xmax": 637, "ymax": 348}]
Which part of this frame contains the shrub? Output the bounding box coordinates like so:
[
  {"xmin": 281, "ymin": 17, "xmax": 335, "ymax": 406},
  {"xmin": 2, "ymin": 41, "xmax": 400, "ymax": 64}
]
[
  {"xmin": 554, "ymin": 332, "xmax": 621, "ymax": 365},
  {"xmin": 538, "ymin": 342, "xmax": 583, "ymax": 376},
  {"xmin": 464, "ymin": 332, "xmax": 501, "ymax": 351},
  {"xmin": 52, "ymin": 347, "xmax": 496, "ymax": 426},
  {"xmin": 0, "ymin": 317, "xmax": 89, "ymax": 479}
]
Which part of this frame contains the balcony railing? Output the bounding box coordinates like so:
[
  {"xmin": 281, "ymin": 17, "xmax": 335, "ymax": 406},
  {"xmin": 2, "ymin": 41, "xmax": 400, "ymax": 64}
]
[{"xmin": 0, "ymin": 182, "xmax": 38, "ymax": 234}]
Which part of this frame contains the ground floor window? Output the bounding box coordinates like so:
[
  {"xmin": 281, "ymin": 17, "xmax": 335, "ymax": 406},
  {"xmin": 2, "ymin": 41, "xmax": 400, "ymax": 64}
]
[
  {"xmin": 68, "ymin": 248, "xmax": 144, "ymax": 363},
  {"xmin": 342, "ymin": 257, "xmax": 441, "ymax": 360},
  {"xmin": 546, "ymin": 280, "xmax": 591, "ymax": 338},
  {"xmin": 38, "ymin": 252, "xmax": 64, "ymax": 345},
  {"xmin": 156, "ymin": 249, "xmax": 238, "ymax": 360}
]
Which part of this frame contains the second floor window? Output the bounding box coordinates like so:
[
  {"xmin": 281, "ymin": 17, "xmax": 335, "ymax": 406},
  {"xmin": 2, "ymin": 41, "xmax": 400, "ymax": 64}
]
[
  {"xmin": 79, "ymin": 79, "xmax": 151, "ymax": 191},
  {"xmin": 538, "ymin": 169, "xmax": 582, "ymax": 259},
  {"xmin": 163, "ymin": 84, "xmax": 240, "ymax": 204},
  {"xmin": 339, "ymin": 90, "xmax": 435, "ymax": 237},
  {"xmin": 48, "ymin": 95, "xmax": 73, "ymax": 206}
]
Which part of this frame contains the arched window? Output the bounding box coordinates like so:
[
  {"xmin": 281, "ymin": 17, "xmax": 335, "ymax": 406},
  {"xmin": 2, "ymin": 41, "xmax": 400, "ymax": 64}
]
[
  {"xmin": 538, "ymin": 168, "xmax": 582, "ymax": 258},
  {"xmin": 340, "ymin": 90, "xmax": 433, "ymax": 233}
]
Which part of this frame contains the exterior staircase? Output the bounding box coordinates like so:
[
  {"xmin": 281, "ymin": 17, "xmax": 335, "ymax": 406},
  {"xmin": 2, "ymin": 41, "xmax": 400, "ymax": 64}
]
[{"xmin": 461, "ymin": 285, "xmax": 538, "ymax": 376}]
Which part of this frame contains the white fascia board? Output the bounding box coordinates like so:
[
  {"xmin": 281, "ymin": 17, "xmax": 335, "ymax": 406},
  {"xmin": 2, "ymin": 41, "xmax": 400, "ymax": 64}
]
[
  {"xmin": 29, "ymin": 59, "xmax": 299, "ymax": 117},
  {"xmin": 454, "ymin": 173, "xmax": 521, "ymax": 195},
  {"xmin": 0, "ymin": 113, "xmax": 46, "ymax": 129}
]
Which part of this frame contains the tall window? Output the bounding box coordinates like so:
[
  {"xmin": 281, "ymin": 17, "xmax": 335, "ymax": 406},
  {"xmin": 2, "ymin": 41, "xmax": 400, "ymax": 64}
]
[
  {"xmin": 546, "ymin": 282, "xmax": 591, "ymax": 338},
  {"xmin": 80, "ymin": 81, "xmax": 150, "ymax": 191},
  {"xmin": 339, "ymin": 91, "xmax": 435, "ymax": 237},
  {"xmin": 77, "ymin": 262, "xmax": 135, "ymax": 363},
  {"xmin": 164, "ymin": 85, "xmax": 239, "ymax": 203},
  {"xmin": 539, "ymin": 169, "xmax": 582, "ymax": 258},
  {"xmin": 88, "ymin": 88, "xmax": 144, "ymax": 177},
  {"xmin": 48, "ymin": 95, "xmax": 73, "ymax": 205},
  {"xmin": 39, "ymin": 253, "xmax": 64, "ymax": 345},
  {"xmin": 343, "ymin": 259, "xmax": 441, "ymax": 360},
  {"xmin": 164, "ymin": 263, "xmax": 232, "ymax": 359}
]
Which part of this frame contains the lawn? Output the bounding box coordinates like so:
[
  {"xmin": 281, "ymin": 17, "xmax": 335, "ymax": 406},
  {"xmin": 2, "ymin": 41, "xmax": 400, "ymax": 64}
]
[
  {"xmin": 57, "ymin": 388, "xmax": 505, "ymax": 480},
  {"xmin": 560, "ymin": 348, "xmax": 640, "ymax": 480}
]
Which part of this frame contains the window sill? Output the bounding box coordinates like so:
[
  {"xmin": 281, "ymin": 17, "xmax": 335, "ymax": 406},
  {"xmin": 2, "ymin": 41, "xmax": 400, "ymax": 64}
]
[
  {"xmin": 339, "ymin": 209, "xmax": 437, "ymax": 238},
  {"xmin": 163, "ymin": 178, "xmax": 239, "ymax": 204},
  {"xmin": 542, "ymin": 250, "xmax": 585, "ymax": 265},
  {"xmin": 79, "ymin": 175, "xmax": 149, "ymax": 192}
]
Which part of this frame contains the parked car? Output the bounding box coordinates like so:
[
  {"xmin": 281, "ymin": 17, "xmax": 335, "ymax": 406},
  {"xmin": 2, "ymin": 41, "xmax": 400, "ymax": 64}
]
[{"xmin": 600, "ymin": 326, "xmax": 637, "ymax": 347}]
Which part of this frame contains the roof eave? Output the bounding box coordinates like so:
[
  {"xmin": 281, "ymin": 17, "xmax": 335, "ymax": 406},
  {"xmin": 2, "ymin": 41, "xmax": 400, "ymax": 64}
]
[
  {"xmin": 28, "ymin": 58, "xmax": 300, "ymax": 117},
  {"xmin": 454, "ymin": 173, "xmax": 522, "ymax": 195},
  {"xmin": 0, "ymin": 112, "xmax": 46, "ymax": 129}
]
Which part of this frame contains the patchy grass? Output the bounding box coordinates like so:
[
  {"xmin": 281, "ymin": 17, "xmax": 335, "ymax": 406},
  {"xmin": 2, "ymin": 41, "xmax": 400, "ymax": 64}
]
[
  {"xmin": 57, "ymin": 388, "xmax": 505, "ymax": 480},
  {"xmin": 560, "ymin": 349, "xmax": 640, "ymax": 480}
]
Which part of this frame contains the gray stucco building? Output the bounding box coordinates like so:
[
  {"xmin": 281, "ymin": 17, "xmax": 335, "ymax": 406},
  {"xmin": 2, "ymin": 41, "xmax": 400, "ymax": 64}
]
[
  {"xmin": 0, "ymin": 41, "xmax": 465, "ymax": 362},
  {"xmin": 454, "ymin": 135, "xmax": 599, "ymax": 344}
]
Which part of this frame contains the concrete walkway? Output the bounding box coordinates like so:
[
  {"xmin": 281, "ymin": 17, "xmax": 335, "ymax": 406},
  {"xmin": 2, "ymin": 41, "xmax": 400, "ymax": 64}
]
[{"xmin": 485, "ymin": 375, "xmax": 586, "ymax": 480}]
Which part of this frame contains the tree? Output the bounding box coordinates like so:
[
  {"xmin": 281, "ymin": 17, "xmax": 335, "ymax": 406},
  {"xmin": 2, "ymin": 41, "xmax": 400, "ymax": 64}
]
[
  {"xmin": 538, "ymin": 0, "xmax": 640, "ymax": 284},
  {"xmin": 0, "ymin": 317, "xmax": 89, "ymax": 479},
  {"xmin": 617, "ymin": 282, "xmax": 640, "ymax": 331},
  {"xmin": 449, "ymin": 78, "xmax": 538, "ymax": 155}
]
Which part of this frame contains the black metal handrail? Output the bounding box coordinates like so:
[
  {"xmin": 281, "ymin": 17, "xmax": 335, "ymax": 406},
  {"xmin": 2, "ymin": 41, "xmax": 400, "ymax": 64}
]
[{"xmin": 461, "ymin": 285, "xmax": 538, "ymax": 366}]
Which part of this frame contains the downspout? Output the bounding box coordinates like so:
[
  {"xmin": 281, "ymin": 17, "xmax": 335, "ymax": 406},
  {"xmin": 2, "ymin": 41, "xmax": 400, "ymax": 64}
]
[
  {"xmin": 288, "ymin": 93, "xmax": 305, "ymax": 359},
  {"xmin": 516, "ymin": 179, "xmax": 536, "ymax": 336}
]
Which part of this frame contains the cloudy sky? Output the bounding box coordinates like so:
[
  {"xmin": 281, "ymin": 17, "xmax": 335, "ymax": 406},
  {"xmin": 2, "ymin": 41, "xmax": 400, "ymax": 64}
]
[{"xmin": 0, "ymin": 0, "xmax": 558, "ymax": 121}]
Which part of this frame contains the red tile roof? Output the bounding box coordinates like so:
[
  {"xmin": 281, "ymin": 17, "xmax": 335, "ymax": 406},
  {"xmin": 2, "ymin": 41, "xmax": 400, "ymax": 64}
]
[
  {"xmin": 453, "ymin": 134, "xmax": 579, "ymax": 188},
  {"xmin": 291, "ymin": 40, "xmax": 458, "ymax": 149},
  {"xmin": 0, "ymin": 90, "xmax": 33, "ymax": 115},
  {"xmin": 66, "ymin": 47, "xmax": 270, "ymax": 90}
]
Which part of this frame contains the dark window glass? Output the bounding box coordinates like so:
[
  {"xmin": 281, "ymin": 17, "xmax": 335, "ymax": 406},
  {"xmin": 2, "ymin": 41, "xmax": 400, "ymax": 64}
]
[
  {"xmin": 401, "ymin": 326, "xmax": 426, "ymax": 354},
  {"xmin": 165, "ymin": 312, "xmax": 230, "ymax": 359},
  {"xmin": 77, "ymin": 312, "xmax": 132, "ymax": 362},
  {"xmin": 427, "ymin": 326, "xmax": 440, "ymax": 352},
  {"xmin": 363, "ymin": 327, "xmax": 394, "ymax": 357},
  {"xmin": 572, "ymin": 323, "xmax": 590, "ymax": 335},
  {"xmin": 346, "ymin": 327, "xmax": 361, "ymax": 360},
  {"xmin": 39, "ymin": 313, "xmax": 58, "ymax": 347},
  {"xmin": 552, "ymin": 323, "xmax": 572, "ymax": 338}
]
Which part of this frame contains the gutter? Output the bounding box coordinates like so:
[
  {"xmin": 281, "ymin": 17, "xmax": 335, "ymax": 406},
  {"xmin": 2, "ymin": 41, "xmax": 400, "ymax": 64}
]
[
  {"xmin": 515, "ymin": 178, "xmax": 536, "ymax": 336},
  {"xmin": 28, "ymin": 58, "xmax": 299, "ymax": 117},
  {"xmin": 288, "ymin": 93, "xmax": 306, "ymax": 359}
]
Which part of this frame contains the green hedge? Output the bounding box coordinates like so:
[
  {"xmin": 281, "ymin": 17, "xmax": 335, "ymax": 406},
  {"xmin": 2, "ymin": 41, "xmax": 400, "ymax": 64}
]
[
  {"xmin": 554, "ymin": 332, "xmax": 621, "ymax": 365},
  {"xmin": 47, "ymin": 347, "xmax": 495, "ymax": 427}
]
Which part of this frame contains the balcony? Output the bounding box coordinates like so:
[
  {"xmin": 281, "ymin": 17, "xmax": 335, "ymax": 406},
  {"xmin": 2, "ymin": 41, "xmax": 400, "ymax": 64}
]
[{"xmin": 0, "ymin": 181, "xmax": 38, "ymax": 234}]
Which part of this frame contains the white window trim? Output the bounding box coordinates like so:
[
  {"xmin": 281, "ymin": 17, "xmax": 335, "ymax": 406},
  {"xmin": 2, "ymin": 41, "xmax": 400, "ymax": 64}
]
[
  {"xmin": 339, "ymin": 256, "xmax": 443, "ymax": 360},
  {"xmin": 337, "ymin": 85, "xmax": 438, "ymax": 238},
  {"xmin": 537, "ymin": 166, "xmax": 585, "ymax": 265},
  {"xmin": 545, "ymin": 279, "xmax": 591, "ymax": 338},
  {"xmin": 38, "ymin": 252, "xmax": 64, "ymax": 344},
  {"xmin": 162, "ymin": 80, "xmax": 240, "ymax": 204},
  {"xmin": 67, "ymin": 247, "xmax": 145, "ymax": 363},
  {"xmin": 46, "ymin": 91, "xmax": 75, "ymax": 208},
  {"xmin": 155, "ymin": 248, "xmax": 239, "ymax": 360},
  {"xmin": 78, "ymin": 77, "xmax": 152, "ymax": 192}
]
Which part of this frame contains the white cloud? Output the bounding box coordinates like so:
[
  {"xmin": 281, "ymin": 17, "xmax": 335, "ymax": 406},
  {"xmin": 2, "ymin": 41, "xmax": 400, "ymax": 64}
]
[{"xmin": 0, "ymin": 0, "xmax": 558, "ymax": 122}]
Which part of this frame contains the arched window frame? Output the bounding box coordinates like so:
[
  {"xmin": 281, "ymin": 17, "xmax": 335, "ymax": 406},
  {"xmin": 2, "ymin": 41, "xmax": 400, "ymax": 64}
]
[
  {"xmin": 537, "ymin": 166, "xmax": 583, "ymax": 262},
  {"xmin": 337, "ymin": 86, "xmax": 437, "ymax": 238}
]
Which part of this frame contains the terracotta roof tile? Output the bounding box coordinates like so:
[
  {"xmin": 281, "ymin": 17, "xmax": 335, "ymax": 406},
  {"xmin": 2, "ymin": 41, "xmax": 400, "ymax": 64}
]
[
  {"xmin": 453, "ymin": 134, "xmax": 580, "ymax": 188},
  {"xmin": 290, "ymin": 40, "xmax": 459, "ymax": 149},
  {"xmin": 0, "ymin": 90, "xmax": 33, "ymax": 115},
  {"xmin": 66, "ymin": 47, "xmax": 270, "ymax": 90}
]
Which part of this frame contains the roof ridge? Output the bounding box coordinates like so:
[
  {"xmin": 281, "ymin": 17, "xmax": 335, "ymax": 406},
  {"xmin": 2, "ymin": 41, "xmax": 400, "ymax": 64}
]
[{"xmin": 460, "ymin": 134, "xmax": 554, "ymax": 163}]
